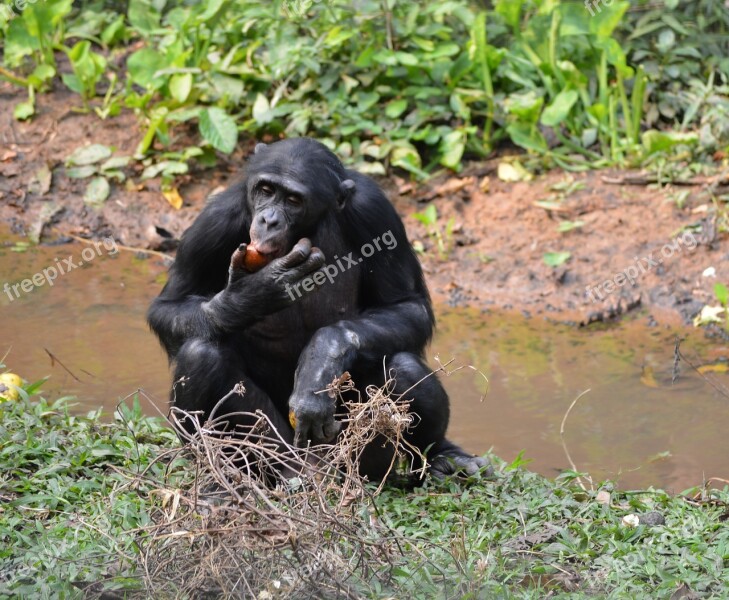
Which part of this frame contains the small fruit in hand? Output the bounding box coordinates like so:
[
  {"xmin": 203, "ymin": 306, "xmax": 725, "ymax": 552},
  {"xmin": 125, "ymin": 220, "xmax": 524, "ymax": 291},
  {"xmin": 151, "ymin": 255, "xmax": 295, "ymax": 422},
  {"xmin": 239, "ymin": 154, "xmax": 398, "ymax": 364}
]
[
  {"xmin": 230, "ymin": 243, "xmax": 271, "ymax": 273},
  {"xmin": 0, "ymin": 373, "xmax": 22, "ymax": 401},
  {"xmin": 243, "ymin": 245, "xmax": 270, "ymax": 272}
]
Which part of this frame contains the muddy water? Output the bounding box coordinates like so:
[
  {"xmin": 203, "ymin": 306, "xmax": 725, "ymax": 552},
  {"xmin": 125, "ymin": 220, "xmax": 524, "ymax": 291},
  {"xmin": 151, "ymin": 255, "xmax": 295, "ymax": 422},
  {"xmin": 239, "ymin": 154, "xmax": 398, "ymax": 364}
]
[{"xmin": 2, "ymin": 232, "xmax": 728, "ymax": 491}]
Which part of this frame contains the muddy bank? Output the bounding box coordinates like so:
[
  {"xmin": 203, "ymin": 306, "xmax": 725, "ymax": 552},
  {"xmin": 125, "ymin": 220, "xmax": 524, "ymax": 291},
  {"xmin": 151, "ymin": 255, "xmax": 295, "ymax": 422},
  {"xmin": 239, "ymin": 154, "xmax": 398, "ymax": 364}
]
[{"xmin": 1, "ymin": 81, "xmax": 727, "ymax": 325}]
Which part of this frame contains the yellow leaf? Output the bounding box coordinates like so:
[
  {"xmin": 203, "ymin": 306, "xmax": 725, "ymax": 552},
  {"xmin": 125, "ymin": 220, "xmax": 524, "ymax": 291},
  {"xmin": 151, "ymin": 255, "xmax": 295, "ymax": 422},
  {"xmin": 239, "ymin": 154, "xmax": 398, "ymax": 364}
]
[
  {"xmin": 697, "ymin": 363, "xmax": 729, "ymax": 375},
  {"xmin": 163, "ymin": 187, "xmax": 183, "ymax": 210}
]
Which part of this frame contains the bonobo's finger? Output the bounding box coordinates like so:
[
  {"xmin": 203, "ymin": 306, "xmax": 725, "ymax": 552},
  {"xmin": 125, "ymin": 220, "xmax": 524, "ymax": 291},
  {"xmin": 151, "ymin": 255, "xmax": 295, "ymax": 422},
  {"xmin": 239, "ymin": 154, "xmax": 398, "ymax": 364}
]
[
  {"xmin": 277, "ymin": 238, "xmax": 312, "ymax": 269},
  {"xmin": 229, "ymin": 243, "xmax": 248, "ymax": 270},
  {"xmin": 322, "ymin": 419, "xmax": 342, "ymax": 442},
  {"xmin": 292, "ymin": 247, "xmax": 325, "ymax": 277}
]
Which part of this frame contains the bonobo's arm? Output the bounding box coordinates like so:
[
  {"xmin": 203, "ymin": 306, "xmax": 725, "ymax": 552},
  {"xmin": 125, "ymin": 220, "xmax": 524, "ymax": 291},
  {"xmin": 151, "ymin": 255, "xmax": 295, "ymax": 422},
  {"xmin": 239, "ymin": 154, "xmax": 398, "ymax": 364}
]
[
  {"xmin": 290, "ymin": 177, "xmax": 435, "ymax": 444},
  {"xmin": 147, "ymin": 188, "xmax": 323, "ymax": 358}
]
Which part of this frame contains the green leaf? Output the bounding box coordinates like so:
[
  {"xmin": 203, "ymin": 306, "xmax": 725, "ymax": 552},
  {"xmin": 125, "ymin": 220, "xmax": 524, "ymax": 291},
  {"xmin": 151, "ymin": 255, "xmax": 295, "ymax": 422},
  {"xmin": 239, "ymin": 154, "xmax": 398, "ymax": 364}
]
[
  {"xmin": 543, "ymin": 251, "xmax": 571, "ymax": 267},
  {"xmin": 716, "ymin": 283, "xmax": 729, "ymax": 307},
  {"xmin": 199, "ymin": 107, "xmax": 238, "ymax": 154},
  {"xmin": 169, "ymin": 73, "xmax": 193, "ymax": 104},
  {"xmin": 66, "ymin": 165, "xmax": 98, "ymax": 179},
  {"xmin": 413, "ymin": 204, "xmax": 437, "ymax": 227},
  {"xmin": 541, "ymin": 89, "xmax": 579, "ymax": 127},
  {"xmin": 386, "ymin": 99, "xmax": 408, "ymax": 119},
  {"xmin": 439, "ymin": 129, "xmax": 466, "ymax": 171},
  {"xmin": 557, "ymin": 220, "xmax": 585, "ymax": 233},
  {"xmin": 84, "ymin": 177, "xmax": 110, "ymax": 206},
  {"xmin": 252, "ymin": 93, "xmax": 274, "ymax": 125},
  {"xmin": 642, "ymin": 130, "xmax": 698, "ymax": 155},
  {"xmin": 127, "ymin": 48, "xmax": 169, "ymax": 90},
  {"xmin": 14, "ymin": 101, "xmax": 35, "ymax": 121},
  {"xmin": 66, "ymin": 144, "xmax": 112, "ymax": 166},
  {"xmin": 128, "ymin": 0, "xmax": 160, "ymax": 35}
]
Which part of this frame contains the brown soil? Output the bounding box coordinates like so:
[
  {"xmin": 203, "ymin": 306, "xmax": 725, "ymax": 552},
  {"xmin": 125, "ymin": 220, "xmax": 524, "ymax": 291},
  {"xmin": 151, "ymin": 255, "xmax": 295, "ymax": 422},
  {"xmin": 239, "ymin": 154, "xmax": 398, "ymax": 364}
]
[{"xmin": 2, "ymin": 80, "xmax": 728, "ymax": 327}]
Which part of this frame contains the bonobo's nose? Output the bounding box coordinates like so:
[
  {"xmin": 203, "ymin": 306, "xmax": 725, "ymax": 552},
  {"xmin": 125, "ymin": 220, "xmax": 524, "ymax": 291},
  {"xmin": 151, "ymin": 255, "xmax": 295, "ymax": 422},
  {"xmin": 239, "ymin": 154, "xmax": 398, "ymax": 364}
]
[{"xmin": 258, "ymin": 208, "xmax": 281, "ymax": 230}]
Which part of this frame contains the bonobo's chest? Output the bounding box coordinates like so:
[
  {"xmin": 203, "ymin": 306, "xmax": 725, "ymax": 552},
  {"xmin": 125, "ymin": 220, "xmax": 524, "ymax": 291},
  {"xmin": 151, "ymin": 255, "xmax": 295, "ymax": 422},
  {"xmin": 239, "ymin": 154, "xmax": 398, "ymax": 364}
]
[{"xmin": 245, "ymin": 262, "xmax": 361, "ymax": 359}]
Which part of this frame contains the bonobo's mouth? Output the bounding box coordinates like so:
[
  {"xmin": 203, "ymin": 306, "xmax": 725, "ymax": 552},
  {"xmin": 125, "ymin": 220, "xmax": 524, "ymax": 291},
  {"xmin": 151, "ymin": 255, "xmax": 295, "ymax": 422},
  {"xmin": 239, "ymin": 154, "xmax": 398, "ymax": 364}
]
[{"xmin": 248, "ymin": 239, "xmax": 286, "ymax": 260}]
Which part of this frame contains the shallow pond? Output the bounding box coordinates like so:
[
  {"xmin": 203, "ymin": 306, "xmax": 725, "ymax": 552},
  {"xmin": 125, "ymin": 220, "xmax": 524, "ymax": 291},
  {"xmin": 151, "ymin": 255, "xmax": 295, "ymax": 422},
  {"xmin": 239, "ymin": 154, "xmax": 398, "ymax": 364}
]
[{"xmin": 2, "ymin": 232, "xmax": 728, "ymax": 491}]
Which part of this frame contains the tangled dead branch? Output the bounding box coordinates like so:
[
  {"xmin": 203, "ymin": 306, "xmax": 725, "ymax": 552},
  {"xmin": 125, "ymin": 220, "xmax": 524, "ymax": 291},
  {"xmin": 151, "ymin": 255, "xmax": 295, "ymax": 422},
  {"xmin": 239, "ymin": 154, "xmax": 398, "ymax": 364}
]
[{"xmin": 126, "ymin": 372, "xmax": 448, "ymax": 598}]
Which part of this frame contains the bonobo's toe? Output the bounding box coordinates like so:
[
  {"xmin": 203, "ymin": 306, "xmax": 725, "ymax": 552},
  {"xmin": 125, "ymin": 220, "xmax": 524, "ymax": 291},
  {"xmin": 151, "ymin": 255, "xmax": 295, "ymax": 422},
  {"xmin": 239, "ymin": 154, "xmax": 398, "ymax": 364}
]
[{"xmin": 429, "ymin": 452, "xmax": 494, "ymax": 480}]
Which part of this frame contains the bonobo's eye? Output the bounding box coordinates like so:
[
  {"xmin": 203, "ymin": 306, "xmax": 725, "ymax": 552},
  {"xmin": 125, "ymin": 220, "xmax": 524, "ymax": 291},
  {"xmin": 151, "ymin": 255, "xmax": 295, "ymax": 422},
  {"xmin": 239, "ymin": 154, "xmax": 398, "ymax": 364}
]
[
  {"xmin": 260, "ymin": 184, "xmax": 275, "ymax": 196},
  {"xmin": 286, "ymin": 194, "xmax": 303, "ymax": 206}
]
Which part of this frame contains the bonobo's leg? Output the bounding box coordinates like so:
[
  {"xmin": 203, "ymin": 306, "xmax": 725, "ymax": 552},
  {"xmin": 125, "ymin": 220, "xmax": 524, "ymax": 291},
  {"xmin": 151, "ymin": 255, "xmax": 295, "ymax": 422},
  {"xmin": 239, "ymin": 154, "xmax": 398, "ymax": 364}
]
[
  {"xmin": 171, "ymin": 339, "xmax": 293, "ymax": 446},
  {"xmin": 355, "ymin": 352, "xmax": 490, "ymax": 481}
]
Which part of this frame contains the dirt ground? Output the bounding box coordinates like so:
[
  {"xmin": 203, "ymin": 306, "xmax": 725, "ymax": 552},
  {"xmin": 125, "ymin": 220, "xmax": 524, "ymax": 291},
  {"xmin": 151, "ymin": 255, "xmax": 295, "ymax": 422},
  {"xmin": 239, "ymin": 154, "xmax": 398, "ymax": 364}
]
[{"xmin": 2, "ymin": 80, "xmax": 728, "ymax": 329}]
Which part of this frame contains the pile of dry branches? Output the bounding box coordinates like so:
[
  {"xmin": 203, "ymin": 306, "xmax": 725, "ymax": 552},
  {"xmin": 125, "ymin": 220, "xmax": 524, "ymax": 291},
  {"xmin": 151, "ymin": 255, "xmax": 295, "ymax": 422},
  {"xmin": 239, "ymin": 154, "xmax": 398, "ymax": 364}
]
[{"xmin": 128, "ymin": 373, "xmax": 434, "ymax": 599}]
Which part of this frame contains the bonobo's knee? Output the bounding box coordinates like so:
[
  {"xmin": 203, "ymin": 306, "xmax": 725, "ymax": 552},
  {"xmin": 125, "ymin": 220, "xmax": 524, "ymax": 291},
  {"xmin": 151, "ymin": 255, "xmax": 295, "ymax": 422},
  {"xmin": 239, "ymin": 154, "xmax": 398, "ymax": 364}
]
[
  {"xmin": 172, "ymin": 339, "xmax": 232, "ymax": 417},
  {"xmin": 175, "ymin": 339, "xmax": 224, "ymax": 372}
]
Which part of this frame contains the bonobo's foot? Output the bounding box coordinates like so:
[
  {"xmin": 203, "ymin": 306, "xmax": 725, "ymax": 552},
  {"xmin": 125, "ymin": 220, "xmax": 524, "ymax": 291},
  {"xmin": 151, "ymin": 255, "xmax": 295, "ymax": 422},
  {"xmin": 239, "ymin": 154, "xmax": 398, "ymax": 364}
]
[{"xmin": 428, "ymin": 440, "xmax": 493, "ymax": 480}]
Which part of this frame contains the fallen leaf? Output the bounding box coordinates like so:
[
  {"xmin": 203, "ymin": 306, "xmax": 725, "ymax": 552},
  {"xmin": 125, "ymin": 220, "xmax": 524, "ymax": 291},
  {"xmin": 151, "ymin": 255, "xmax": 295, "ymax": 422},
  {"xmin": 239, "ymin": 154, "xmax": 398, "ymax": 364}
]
[
  {"xmin": 67, "ymin": 144, "xmax": 113, "ymax": 167},
  {"xmin": 163, "ymin": 187, "xmax": 183, "ymax": 210},
  {"xmin": 84, "ymin": 177, "xmax": 111, "ymax": 206},
  {"xmin": 28, "ymin": 163, "xmax": 52, "ymax": 196},
  {"xmin": 498, "ymin": 161, "xmax": 533, "ymax": 182}
]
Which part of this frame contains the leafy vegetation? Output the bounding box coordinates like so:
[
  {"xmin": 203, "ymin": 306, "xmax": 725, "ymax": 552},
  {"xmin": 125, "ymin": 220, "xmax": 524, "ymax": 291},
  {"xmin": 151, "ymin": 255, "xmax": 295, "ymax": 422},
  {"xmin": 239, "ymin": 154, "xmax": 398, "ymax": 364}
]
[
  {"xmin": 1, "ymin": 0, "xmax": 727, "ymax": 178},
  {"xmin": 1, "ymin": 373, "xmax": 728, "ymax": 598}
]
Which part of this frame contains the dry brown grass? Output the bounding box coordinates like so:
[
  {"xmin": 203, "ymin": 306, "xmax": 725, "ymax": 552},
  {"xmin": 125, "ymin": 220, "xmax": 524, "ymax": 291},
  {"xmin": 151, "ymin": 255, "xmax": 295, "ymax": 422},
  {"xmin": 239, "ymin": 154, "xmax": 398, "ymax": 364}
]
[{"xmin": 126, "ymin": 372, "xmax": 439, "ymax": 598}]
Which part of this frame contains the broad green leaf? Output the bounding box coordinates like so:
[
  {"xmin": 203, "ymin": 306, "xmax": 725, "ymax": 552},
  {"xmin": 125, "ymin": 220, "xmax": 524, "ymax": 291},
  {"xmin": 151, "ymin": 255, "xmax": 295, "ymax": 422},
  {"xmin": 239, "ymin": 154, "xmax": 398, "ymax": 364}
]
[
  {"xmin": 642, "ymin": 130, "xmax": 698, "ymax": 155},
  {"xmin": 439, "ymin": 129, "xmax": 466, "ymax": 171},
  {"xmin": 506, "ymin": 123, "xmax": 548, "ymax": 154},
  {"xmin": 494, "ymin": 0, "xmax": 521, "ymax": 30},
  {"xmin": 169, "ymin": 73, "xmax": 193, "ymax": 104},
  {"xmin": 386, "ymin": 99, "xmax": 408, "ymax": 119},
  {"xmin": 543, "ymin": 251, "xmax": 571, "ymax": 267},
  {"xmin": 100, "ymin": 156, "xmax": 131, "ymax": 171},
  {"xmin": 28, "ymin": 65, "xmax": 56, "ymax": 87},
  {"xmin": 127, "ymin": 48, "xmax": 169, "ymax": 89},
  {"xmin": 84, "ymin": 177, "xmax": 110, "ymax": 206},
  {"xmin": 199, "ymin": 108, "xmax": 238, "ymax": 154},
  {"xmin": 66, "ymin": 144, "xmax": 112, "ymax": 166},
  {"xmin": 14, "ymin": 101, "xmax": 34, "ymax": 121},
  {"xmin": 589, "ymin": 1, "xmax": 629, "ymax": 39},
  {"xmin": 541, "ymin": 89, "xmax": 579, "ymax": 127},
  {"xmin": 66, "ymin": 166, "xmax": 98, "ymax": 179},
  {"xmin": 128, "ymin": 0, "xmax": 160, "ymax": 35}
]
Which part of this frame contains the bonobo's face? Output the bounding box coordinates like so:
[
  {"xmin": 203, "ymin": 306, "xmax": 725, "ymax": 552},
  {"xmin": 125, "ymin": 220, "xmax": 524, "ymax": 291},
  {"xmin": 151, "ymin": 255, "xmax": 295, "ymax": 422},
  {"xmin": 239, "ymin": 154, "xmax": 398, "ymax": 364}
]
[{"xmin": 245, "ymin": 139, "xmax": 355, "ymax": 257}]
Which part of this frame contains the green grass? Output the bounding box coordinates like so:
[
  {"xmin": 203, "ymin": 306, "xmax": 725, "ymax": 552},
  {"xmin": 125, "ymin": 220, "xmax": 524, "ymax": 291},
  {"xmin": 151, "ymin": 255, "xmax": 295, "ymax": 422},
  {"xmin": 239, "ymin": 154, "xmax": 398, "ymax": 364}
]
[{"xmin": 1, "ymin": 380, "xmax": 728, "ymax": 598}]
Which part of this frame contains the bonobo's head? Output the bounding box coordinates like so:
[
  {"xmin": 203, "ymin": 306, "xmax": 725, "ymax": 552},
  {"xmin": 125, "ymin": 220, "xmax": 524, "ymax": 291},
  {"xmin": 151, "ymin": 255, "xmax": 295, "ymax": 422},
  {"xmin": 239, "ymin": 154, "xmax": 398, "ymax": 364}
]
[{"xmin": 244, "ymin": 138, "xmax": 356, "ymax": 257}]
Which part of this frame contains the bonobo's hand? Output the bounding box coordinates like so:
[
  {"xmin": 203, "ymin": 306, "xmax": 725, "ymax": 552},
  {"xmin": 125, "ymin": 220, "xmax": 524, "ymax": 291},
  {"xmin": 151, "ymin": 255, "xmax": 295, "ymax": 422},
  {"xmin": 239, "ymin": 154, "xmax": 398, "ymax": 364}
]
[
  {"xmin": 288, "ymin": 328, "xmax": 358, "ymax": 446},
  {"xmin": 225, "ymin": 238, "xmax": 325, "ymax": 312},
  {"xmin": 289, "ymin": 389, "xmax": 341, "ymax": 446}
]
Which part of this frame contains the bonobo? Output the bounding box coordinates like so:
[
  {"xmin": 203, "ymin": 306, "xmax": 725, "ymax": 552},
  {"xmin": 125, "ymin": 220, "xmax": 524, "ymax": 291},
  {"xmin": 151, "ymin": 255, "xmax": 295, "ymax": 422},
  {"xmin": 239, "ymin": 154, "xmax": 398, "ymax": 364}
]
[{"xmin": 147, "ymin": 137, "xmax": 488, "ymax": 480}]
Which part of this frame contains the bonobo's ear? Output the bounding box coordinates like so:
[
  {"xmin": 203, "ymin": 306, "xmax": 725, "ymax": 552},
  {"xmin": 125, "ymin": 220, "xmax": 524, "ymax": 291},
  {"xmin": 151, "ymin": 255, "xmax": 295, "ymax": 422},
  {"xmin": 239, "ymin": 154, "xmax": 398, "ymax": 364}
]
[
  {"xmin": 337, "ymin": 179, "xmax": 356, "ymax": 211},
  {"xmin": 254, "ymin": 143, "xmax": 267, "ymax": 154}
]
